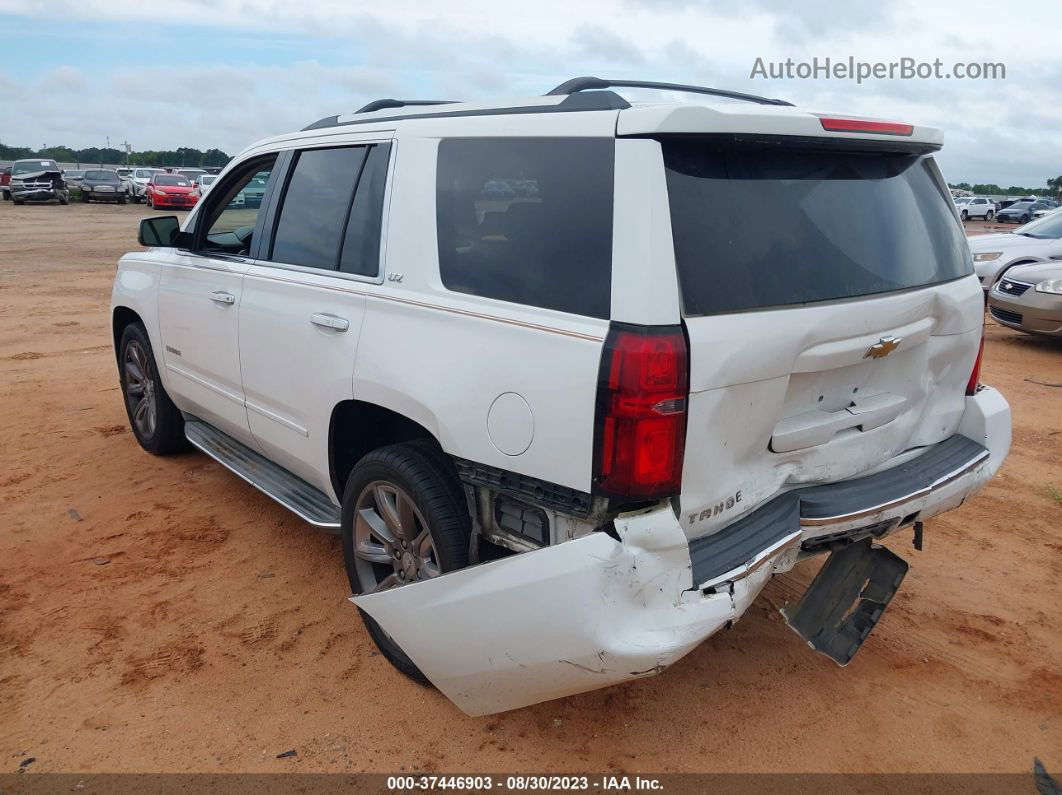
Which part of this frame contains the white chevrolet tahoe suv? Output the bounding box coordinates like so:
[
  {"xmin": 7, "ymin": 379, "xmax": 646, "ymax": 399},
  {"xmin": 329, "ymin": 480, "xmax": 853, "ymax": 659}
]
[{"xmin": 111, "ymin": 77, "xmax": 1011, "ymax": 716}]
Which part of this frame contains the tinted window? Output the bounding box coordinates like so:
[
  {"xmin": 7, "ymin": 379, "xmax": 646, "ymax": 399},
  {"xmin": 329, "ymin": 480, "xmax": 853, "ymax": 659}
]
[
  {"xmin": 85, "ymin": 170, "xmax": 118, "ymax": 181},
  {"xmin": 271, "ymin": 147, "xmax": 367, "ymax": 270},
  {"xmin": 339, "ymin": 144, "xmax": 390, "ymax": 276},
  {"xmin": 436, "ymin": 137, "xmax": 614, "ymax": 319},
  {"xmin": 662, "ymin": 141, "xmax": 971, "ymax": 316}
]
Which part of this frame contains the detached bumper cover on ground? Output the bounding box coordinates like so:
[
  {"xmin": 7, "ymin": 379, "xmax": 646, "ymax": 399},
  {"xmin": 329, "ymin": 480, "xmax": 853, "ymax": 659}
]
[{"xmin": 353, "ymin": 388, "xmax": 1010, "ymax": 716}]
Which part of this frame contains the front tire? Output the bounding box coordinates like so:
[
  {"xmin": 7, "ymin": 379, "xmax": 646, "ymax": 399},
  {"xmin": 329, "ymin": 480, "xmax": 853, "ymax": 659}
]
[
  {"xmin": 961, "ymin": 210, "xmax": 969, "ymax": 221},
  {"xmin": 986, "ymin": 210, "xmax": 994, "ymax": 221},
  {"xmin": 1021, "ymin": 214, "xmax": 1030, "ymax": 224},
  {"xmin": 117, "ymin": 322, "xmax": 186, "ymax": 455},
  {"xmin": 341, "ymin": 441, "xmax": 471, "ymax": 682}
]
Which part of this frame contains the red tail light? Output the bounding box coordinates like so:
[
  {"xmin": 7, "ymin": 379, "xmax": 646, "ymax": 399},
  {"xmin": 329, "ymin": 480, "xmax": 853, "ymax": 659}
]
[
  {"xmin": 966, "ymin": 331, "xmax": 985, "ymax": 396},
  {"xmin": 593, "ymin": 324, "xmax": 688, "ymax": 503},
  {"xmin": 818, "ymin": 117, "xmax": 913, "ymax": 136}
]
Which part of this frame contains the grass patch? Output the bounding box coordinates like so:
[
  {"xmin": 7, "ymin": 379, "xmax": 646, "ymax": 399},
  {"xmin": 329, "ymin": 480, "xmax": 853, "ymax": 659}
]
[{"xmin": 1040, "ymin": 483, "xmax": 1062, "ymax": 505}]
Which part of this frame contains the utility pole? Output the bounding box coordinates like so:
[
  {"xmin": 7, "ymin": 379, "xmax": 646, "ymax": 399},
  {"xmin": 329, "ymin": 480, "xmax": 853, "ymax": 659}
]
[{"xmin": 103, "ymin": 136, "xmax": 109, "ymax": 167}]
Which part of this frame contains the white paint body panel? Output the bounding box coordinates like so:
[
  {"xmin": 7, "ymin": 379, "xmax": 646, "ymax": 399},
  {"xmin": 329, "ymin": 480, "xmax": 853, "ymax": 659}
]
[
  {"xmin": 156, "ymin": 253, "xmax": 256, "ymax": 445},
  {"xmin": 354, "ymin": 504, "xmax": 778, "ymax": 716},
  {"xmin": 968, "ymin": 231, "xmax": 1062, "ymax": 289}
]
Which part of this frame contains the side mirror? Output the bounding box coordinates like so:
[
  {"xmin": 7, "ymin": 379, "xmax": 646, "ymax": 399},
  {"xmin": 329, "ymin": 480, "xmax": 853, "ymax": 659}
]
[{"xmin": 138, "ymin": 216, "xmax": 192, "ymax": 249}]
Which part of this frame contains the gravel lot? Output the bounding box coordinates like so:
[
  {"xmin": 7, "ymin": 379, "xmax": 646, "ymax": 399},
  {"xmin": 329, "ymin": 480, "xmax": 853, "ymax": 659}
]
[{"xmin": 1, "ymin": 201, "xmax": 1060, "ymax": 773}]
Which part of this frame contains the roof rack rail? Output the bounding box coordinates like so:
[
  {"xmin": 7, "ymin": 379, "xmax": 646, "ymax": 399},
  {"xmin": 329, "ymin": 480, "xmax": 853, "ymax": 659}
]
[
  {"xmin": 545, "ymin": 76, "xmax": 793, "ymax": 107},
  {"xmin": 356, "ymin": 99, "xmax": 458, "ymax": 114}
]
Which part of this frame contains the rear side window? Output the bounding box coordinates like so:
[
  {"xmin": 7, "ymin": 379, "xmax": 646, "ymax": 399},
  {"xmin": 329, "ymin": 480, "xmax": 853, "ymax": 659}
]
[
  {"xmin": 662, "ymin": 141, "xmax": 971, "ymax": 316},
  {"xmin": 436, "ymin": 137, "xmax": 614, "ymax": 319},
  {"xmin": 270, "ymin": 143, "xmax": 390, "ymax": 275},
  {"xmin": 271, "ymin": 147, "xmax": 367, "ymax": 269},
  {"xmin": 339, "ymin": 143, "xmax": 391, "ymax": 276}
]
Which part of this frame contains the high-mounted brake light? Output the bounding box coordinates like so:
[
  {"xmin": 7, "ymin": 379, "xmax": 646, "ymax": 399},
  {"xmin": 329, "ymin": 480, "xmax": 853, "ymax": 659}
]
[
  {"xmin": 818, "ymin": 117, "xmax": 914, "ymax": 136},
  {"xmin": 593, "ymin": 324, "xmax": 689, "ymax": 502},
  {"xmin": 966, "ymin": 330, "xmax": 985, "ymax": 396}
]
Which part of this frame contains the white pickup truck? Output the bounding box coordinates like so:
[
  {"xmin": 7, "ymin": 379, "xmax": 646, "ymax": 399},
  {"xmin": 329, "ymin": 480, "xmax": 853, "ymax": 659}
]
[{"xmin": 111, "ymin": 77, "xmax": 1010, "ymax": 715}]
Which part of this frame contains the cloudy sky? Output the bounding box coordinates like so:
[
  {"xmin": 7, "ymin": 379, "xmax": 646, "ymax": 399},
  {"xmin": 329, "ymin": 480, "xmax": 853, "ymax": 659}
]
[{"xmin": 1, "ymin": 0, "xmax": 1059, "ymax": 187}]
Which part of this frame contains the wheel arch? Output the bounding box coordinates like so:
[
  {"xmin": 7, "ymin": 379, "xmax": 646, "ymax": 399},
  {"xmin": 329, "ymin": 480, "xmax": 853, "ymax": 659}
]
[
  {"xmin": 328, "ymin": 400, "xmax": 441, "ymax": 498},
  {"xmin": 111, "ymin": 305, "xmax": 144, "ymax": 362}
]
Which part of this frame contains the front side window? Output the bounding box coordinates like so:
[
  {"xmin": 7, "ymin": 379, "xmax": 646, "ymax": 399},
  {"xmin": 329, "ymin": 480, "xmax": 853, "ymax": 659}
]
[
  {"xmin": 436, "ymin": 137, "xmax": 614, "ymax": 319},
  {"xmin": 196, "ymin": 155, "xmax": 278, "ymax": 256},
  {"xmin": 662, "ymin": 141, "xmax": 971, "ymax": 316}
]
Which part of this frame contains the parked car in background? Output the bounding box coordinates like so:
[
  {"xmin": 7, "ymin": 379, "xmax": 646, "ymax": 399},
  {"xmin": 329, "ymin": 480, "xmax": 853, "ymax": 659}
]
[
  {"xmin": 1033, "ymin": 202, "xmax": 1060, "ymax": 219},
  {"xmin": 957, "ymin": 196, "xmax": 995, "ymax": 221},
  {"xmin": 192, "ymin": 173, "xmax": 218, "ymax": 199},
  {"xmin": 128, "ymin": 167, "xmax": 163, "ymax": 202},
  {"xmin": 8, "ymin": 158, "xmax": 69, "ymax": 205},
  {"xmin": 176, "ymin": 168, "xmax": 208, "ymax": 183},
  {"xmin": 64, "ymin": 169, "xmax": 86, "ymax": 189},
  {"xmin": 80, "ymin": 169, "xmax": 128, "ymax": 204},
  {"xmin": 1, "ymin": 166, "xmax": 10, "ymax": 200},
  {"xmin": 112, "ymin": 78, "xmax": 1008, "ymax": 716},
  {"xmin": 987, "ymin": 261, "xmax": 1062, "ymax": 336},
  {"xmin": 996, "ymin": 200, "xmax": 1052, "ymax": 224},
  {"xmin": 144, "ymin": 173, "xmax": 197, "ymax": 209},
  {"xmin": 969, "ymin": 211, "xmax": 1062, "ymax": 293},
  {"xmin": 240, "ymin": 175, "xmax": 267, "ymax": 207}
]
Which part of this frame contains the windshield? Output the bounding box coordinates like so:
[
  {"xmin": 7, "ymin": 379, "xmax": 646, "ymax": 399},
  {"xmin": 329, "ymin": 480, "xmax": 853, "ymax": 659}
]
[
  {"xmin": 13, "ymin": 160, "xmax": 59, "ymax": 175},
  {"xmin": 663, "ymin": 142, "xmax": 970, "ymax": 316},
  {"xmin": 155, "ymin": 176, "xmax": 190, "ymax": 186},
  {"xmin": 85, "ymin": 170, "xmax": 117, "ymax": 181},
  {"xmin": 1008, "ymin": 201, "xmax": 1033, "ymax": 209},
  {"xmin": 1015, "ymin": 212, "xmax": 1062, "ymax": 239}
]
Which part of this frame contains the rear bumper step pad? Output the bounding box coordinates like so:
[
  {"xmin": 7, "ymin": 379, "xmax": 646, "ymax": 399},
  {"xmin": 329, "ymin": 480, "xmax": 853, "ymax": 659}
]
[
  {"xmin": 781, "ymin": 538, "xmax": 908, "ymax": 665},
  {"xmin": 689, "ymin": 435, "xmax": 987, "ymax": 587}
]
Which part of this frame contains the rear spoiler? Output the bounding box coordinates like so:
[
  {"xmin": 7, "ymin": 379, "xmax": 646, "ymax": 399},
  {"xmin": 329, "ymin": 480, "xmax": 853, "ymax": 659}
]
[{"xmin": 617, "ymin": 105, "xmax": 942, "ymax": 153}]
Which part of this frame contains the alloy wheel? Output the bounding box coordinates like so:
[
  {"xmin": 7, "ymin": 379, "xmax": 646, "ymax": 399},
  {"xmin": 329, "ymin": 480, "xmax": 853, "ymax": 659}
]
[
  {"xmin": 353, "ymin": 480, "xmax": 441, "ymax": 593},
  {"xmin": 123, "ymin": 340, "xmax": 157, "ymax": 439}
]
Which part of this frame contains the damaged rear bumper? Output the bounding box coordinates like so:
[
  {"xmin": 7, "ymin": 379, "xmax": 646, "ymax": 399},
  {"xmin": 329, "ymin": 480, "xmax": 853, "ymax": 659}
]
[
  {"xmin": 353, "ymin": 503, "xmax": 791, "ymax": 716},
  {"xmin": 353, "ymin": 388, "xmax": 1009, "ymax": 716}
]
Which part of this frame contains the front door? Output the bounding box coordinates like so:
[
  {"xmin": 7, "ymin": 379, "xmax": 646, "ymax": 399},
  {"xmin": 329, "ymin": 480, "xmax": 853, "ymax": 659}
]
[{"xmin": 156, "ymin": 155, "xmax": 280, "ymax": 446}]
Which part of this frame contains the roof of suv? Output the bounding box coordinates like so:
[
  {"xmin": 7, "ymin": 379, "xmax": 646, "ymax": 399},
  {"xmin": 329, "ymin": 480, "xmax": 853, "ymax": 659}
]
[{"xmin": 238, "ymin": 76, "xmax": 943, "ymax": 160}]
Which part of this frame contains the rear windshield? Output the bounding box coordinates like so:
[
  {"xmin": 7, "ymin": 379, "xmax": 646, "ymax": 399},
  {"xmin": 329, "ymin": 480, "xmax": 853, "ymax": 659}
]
[{"xmin": 662, "ymin": 141, "xmax": 971, "ymax": 316}]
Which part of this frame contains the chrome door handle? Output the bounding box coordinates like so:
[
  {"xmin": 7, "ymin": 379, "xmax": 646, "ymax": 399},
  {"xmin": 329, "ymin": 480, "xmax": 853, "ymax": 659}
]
[
  {"xmin": 209, "ymin": 291, "xmax": 236, "ymax": 305},
  {"xmin": 310, "ymin": 313, "xmax": 349, "ymax": 332}
]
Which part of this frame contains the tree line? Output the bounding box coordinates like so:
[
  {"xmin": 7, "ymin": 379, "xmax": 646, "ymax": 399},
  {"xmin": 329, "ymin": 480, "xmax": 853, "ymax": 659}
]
[
  {"xmin": 949, "ymin": 175, "xmax": 1062, "ymax": 198},
  {"xmin": 0, "ymin": 142, "xmax": 231, "ymax": 168}
]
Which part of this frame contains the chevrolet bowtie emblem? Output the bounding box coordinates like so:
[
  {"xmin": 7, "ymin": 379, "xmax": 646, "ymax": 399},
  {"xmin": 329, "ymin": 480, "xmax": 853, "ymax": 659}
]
[{"xmin": 864, "ymin": 335, "xmax": 902, "ymax": 359}]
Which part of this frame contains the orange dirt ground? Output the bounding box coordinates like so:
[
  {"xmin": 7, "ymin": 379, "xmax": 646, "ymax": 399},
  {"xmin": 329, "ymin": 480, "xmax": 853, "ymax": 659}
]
[{"xmin": 1, "ymin": 202, "xmax": 1059, "ymax": 773}]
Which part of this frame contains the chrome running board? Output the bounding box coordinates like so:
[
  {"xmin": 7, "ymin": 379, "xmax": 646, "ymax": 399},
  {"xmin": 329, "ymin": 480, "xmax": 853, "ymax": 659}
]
[{"xmin": 184, "ymin": 417, "xmax": 341, "ymax": 532}]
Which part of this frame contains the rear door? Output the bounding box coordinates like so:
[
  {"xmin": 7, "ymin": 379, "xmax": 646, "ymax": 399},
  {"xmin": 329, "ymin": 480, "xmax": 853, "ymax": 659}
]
[
  {"xmin": 238, "ymin": 140, "xmax": 392, "ymax": 496},
  {"xmin": 658, "ymin": 138, "xmax": 983, "ymax": 538}
]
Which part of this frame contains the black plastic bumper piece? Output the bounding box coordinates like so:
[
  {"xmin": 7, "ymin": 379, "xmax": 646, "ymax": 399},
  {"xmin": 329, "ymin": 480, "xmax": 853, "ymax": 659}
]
[
  {"xmin": 688, "ymin": 494, "xmax": 799, "ymax": 586},
  {"xmin": 798, "ymin": 435, "xmax": 988, "ymax": 523},
  {"xmin": 687, "ymin": 435, "xmax": 987, "ymax": 586},
  {"xmin": 781, "ymin": 538, "xmax": 908, "ymax": 665}
]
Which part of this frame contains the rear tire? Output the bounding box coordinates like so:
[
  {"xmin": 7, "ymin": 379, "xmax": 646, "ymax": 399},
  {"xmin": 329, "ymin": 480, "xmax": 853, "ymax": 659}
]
[
  {"xmin": 961, "ymin": 210, "xmax": 968, "ymax": 221},
  {"xmin": 117, "ymin": 322, "xmax": 187, "ymax": 455},
  {"xmin": 986, "ymin": 210, "xmax": 994, "ymax": 221},
  {"xmin": 341, "ymin": 441, "xmax": 471, "ymax": 683}
]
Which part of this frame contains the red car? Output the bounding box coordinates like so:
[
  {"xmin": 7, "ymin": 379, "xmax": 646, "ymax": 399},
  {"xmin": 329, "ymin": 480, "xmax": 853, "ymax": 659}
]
[{"xmin": 145, "ymin": 173, "xmax": 198, "ymax": 210}]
